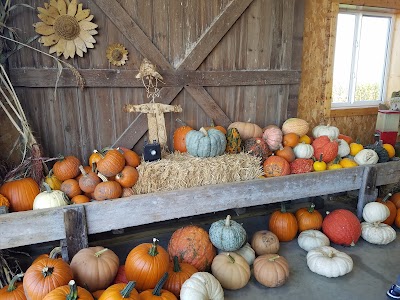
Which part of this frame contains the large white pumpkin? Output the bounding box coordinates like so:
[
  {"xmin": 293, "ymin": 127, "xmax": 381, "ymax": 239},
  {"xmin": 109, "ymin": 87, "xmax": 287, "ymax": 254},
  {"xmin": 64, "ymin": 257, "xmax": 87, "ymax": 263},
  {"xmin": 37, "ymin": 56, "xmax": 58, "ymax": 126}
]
[
  {"xmin": 306, "ymin": 246, "xmax": 353, "ymax": 278},
  {"xmin": 361, "ymin": 222, "xmax": 397, "ymax": 245},
  {"xmin": 180, "ymin": 272, "xmax": 224, "ymax": 300},
  {"xmin": 312, "ymin": 124, "xmax": 340, "ymax": 140},
  {"xmin": 354, "ymin": 149, "xmax": 379, "ymax": 165},
  {"xmin": 297, "ymin": 230, "xmax": 330, "ymax": 252}
]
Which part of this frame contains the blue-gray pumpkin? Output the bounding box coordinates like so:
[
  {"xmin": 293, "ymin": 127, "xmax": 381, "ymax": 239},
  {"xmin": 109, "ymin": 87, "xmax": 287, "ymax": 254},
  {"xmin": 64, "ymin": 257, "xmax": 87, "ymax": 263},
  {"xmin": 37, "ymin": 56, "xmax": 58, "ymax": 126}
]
[
  {"xmin": 209, "ymin": 215, "xmax": 247, "ymax": 251},
  {"xmin": 185, "ymin": 128, "xmax": 227, "ymax": 157}
]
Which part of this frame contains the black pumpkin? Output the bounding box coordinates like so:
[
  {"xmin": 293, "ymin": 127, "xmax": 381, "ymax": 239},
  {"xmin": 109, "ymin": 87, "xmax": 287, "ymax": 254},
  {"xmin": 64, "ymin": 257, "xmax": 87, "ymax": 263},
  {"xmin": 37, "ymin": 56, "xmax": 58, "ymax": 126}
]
[{"xmin": 364, "ymin": 141, "xmax": 390, "ymax": 163}]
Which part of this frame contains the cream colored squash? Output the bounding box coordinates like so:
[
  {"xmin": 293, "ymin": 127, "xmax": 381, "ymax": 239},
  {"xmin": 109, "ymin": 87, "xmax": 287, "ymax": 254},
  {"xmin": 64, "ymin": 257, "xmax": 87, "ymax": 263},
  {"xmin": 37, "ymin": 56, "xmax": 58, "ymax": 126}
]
[
  {"xmin": 337, "ymin": 139, "xmax": 350, "ymax": 157},
  {"xmin": 354, "ymin": 149, "xmax": 379, "ymax": 165},
  {"xmin": 362, "ymin": 202, "xmax": 390, "ymax": 224},
  {"xmin": 293, "ymin": 142, "xmax": 314, "ymax": 159},
  {"xmin": 281, "ymin": 118, "xmax": 310, "ymax": 136},
  {"xmin": 306, "ymin": 246, "xmax": 353, "ymax": 278},
  {"xmin": 312, "ymin": 124, "xmax": 340, "ymax": 140},
  {"xmin": 234, "ymin": 242, "xmax": 256, "ymax": 265},
  {"xmin": 180, "ymin": 272, "xmax": 224, "ymax": 300},
  {"xmin": 33, "ymin": 183, "xmax": 69, "ymax": 210},
  {"xmin": 297, "ymin": 230, "xmax": 330, "ymax": 252},
  {"xmin": 361, "ymin": 222, "xmax": 397, "ymax": 245}
]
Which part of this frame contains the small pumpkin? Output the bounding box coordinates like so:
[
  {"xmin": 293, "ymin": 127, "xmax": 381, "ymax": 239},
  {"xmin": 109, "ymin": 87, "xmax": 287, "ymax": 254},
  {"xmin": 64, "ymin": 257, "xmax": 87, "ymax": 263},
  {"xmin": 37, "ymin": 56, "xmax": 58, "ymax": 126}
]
[
  {"xmin": 115, "ymin": 166, "xmax": 139, "ymax": 188},
  {"xmin": 295, "ymin": 203, "xmax": 323, "ymax": 232},
  {"xmin": 263, "ymin": 155, "xmax": 291, "ymax": 177},
  {"xmin": 89, "ymin": 150, "xmax": 103, "ymax": 167},
  {"xmin": 312, "ymin": 136, "xmax": 339, "ymax": 163},
  {"xmin": 0, "ymin": 177, "xmax": 40, "ymax": 212},
  {"xmin": 125, "ymin": 238, "xmax": 170, "ymax": 291},
  {"xmin": 93, "ymin": 173, "xmax": 122, "ymax": 201},
  {"xmin": 338, "ymin": 133, "xmax": 353, "ymax": 144},
  {"xmin": 250, "ymin": 230, "xmax": 280, "ymax": 255},
  {"xmin": 119, "ymin": 147, "xmax": 141, "ymax": 168},
  {"xmin": 293, "ymin": 142, "xmax": 314, "ymax": 159},
  {"xmin": 383, "ymin": 143, "xmax": 396, "ymax": 158},
  {"xmin": 262, "ymin": 125, "xmax": 283, "ymax": 151},
  {"xmin": 297, "ymin": 229, "xmax": 330, "ymax": 252},
  {"xmin": 337, "ymin": 139, "xmax": 350, "ymax": 157},
  {"xmin": 211, "ymin": 252, "xmax": 250, "ymax": 290},
  {"xmin": 290, "ymin": 158, "xmax": 314, "ymax": 174},
  {"xmin": 354, "ymin": 149, "xmax": 379, "ymax": 165},
  {"xmin": 313, "ymin": 154, "xmax": 327, "ymax": 172},
  {"xmin": 312, "ymin": 124, "xmax": 339, "ymax": 140},
  {"xmin": 45, "ymin": 169, "xmax": 62, "ymax": 190},
  {"xmin": 225, "ymin": 127, "xmax": 242, "ymax": 154},
  {"xmin": 390, "ymin": 193, "xmax": 400, "ymax": 209},
  {"xmin": 43, "ymin": 280, "xmax": 93, "ymax": 300},
  {"xmin": 164, "ymin": 256, "xmax": 197, "ymax": 298},
  {"xmin": 98, "ymin": 281, "xmax": 139, "ymax": 300},
  {"xmin": 0, "ymin": 193, "xmax": 10, "ymax": 208},
  {"xmin": 204, "ymin": 121, "xmax": 227, "ymax": 135},
  {"xmin": 71, "ymin": 194, "xmax": 90, "ymax": 204},
  {"xmin": 299, "ymin": 134, "xmax": 312, "ymax": 144},
  {"xmin": 60, "ymin": 179, "xmax": 82, "ymax": 198},
  {"xmin": 253, "ymin": 254, "xmax": 289, "ymax": 288},
  {"xmin": 180, "ymin": 272, "xmax": 224, "ymax": 300},
  {"xmin": 283, "ymin": 132, "xmax": 299, "ymax": 148},
  {"xmin": 322, "ymin": 209, "xmax": 361, "ymax": 246},
  {"xmin": 327, "ymin": 156, "xmax": 343, "ymax": 170},
  {"xmin": 268, "ymin": 203, "xmax": 298, "ymax": 242},
  {"xmin": 208, "ymin": 215, "xmax": 247, "ymax": 251},
  {"xmin": 349, "ymin": 141, "xmax": 364, "ymax": 156},
  {"xmin": 233, "ymin": 242, "xmax": 255, "ymax": 266},
  {"xmin": 78, "ymin": 165, "xmax": 101, "ymax": 193},
  {"xmin": 362, "ymin": 201, "xmax": 389, "ymax": 224},
  {"xmin": 361, "ymin": 222, "xmax": 396, "ymax": 245},
  {"xmin": 173, "ymin": 119, "xmax": 194, "ymax": 153},
  {"xmin": 275, "ymin": 145, "xmax": 295, "ymax": 163},
  {"xmin": 306, "ymin": 246, "xmax": 353, "ymax": 278},
  {"xmin": 186, "ymin": 128, "xmax": 226, "ymax": 157},
  {"xmin": 53, "ymin": 155, "xmax": 81, "ymax": 181},
  {"xmin": 339, "ymin": 157, "xmax": 358, "ymax": 168},
  {"xmin": 227, "ymin": 121, "xmax": 263, "ymax": 140},
  {"xmin": 244, "ymin": 137, "xmax": 272, "ymax": 163},
  {"xmin": 96, "ymin": 148, "xmax": 126, "ymax": 177},
  {"xmin": 0, "ymin": 274, "xmax": 25, "ymax": 300},
  {"xmin": 70, "ymin": 246, "xmax": 120, "ymax": 292},
  {"xmin": 33, "ymin": 183, "xmax": 69, "ymax": 210},
  {"xmin": 281, "ymin": 118, "xmax": 309, "ymax": 136},
  {"xmin": 138, "ymin": 273, "xmax": 177, "ymax": 300}
]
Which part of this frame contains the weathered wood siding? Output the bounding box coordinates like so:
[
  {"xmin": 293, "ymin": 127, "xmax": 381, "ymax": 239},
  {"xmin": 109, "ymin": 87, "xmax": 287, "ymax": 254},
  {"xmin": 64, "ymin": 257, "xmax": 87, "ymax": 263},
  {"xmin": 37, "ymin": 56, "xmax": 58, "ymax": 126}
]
[{"xmin": 4, "ymin": 0, "xmax": 304, "ymax": 163}]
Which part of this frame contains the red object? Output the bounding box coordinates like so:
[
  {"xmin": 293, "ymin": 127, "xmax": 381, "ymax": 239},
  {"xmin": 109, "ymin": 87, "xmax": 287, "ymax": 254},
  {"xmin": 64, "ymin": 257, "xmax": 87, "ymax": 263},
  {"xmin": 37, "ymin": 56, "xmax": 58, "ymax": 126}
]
[
  {"xmin": 113, "ymin": 265, "xmax": 128, "ymax": 284},
  {"xmin": 376, "ymin": 130, "xmax": 397, "ymax": 146},
  {"xmin": 322, "ymin": 209, "xmax": 361, "ymax": 246}
]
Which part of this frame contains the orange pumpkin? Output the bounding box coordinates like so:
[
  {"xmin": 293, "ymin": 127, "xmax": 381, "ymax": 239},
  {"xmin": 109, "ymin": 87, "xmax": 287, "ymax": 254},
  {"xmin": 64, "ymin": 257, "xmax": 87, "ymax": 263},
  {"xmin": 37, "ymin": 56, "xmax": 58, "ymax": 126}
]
[
  {"xmin": 204, "ymin": 122, "xmax": 227, "ymax": 135},
  {"xmin": 268, "ymin": 203, "xmax": 298, "ymax": 242},
  {"xmin": 275, "ymin": 146, "xmax": 295, "ymax": 163},
  {"xmin": 283, "ymin": 133, "xmax": 299, "ymax": 148},
  {"xmin": 376, "ymin": 193, "xmax": 397, "ymax": 226},
  {"xmin": 97, "ymin": 149, "xmax": 126, "ymax": 177},
  {"xmin": 60, "ymin": 178, "xmax": 82, "ymax": 198},
  {"xmin": 89, "ymin": 150, "xmax": 104, "ymax": 167},
  {"xmin": 0, "ymin": 274, "xmax": 26, "ymax": 300},
  {"xmin": 93, "ymin": 174, "xmax": 122, "ymax": 201},
  {"xmin": 139, "ymin": 273, "xmax": 177, "ymax": 300},
  {"xmin": 390, "ymin": 193, "xmax": 400, "ymax": 209},
  {"xmin": 0, "ymin": 193, "xmax": 10, "ymax": 208},
  {"xmin": 312, "ymin": 136, "xmax": 339, "ymax": 163},
  {"xmin": 125, "ymin": 238, "xmax": 170, "ymax": 291},
  {"xmin": 53, "ymin": 155, "xmax": 81, "ymax": 181},
  {"xmin": 71, "ymin": 194, "xmax": 91, "ymax": 204},
  {"xmin": 119, "ymin": 147, "xmax": 141, "ymax": 168},
  {"xmin": 75, "ymin": 165, "xmax": 92, "ymax": 181},
  {"xmin": 23, "ymin": 255, "xmax": 73, "ymax": 300},
  {"xmin": 78, "ymin": 165, "xmax": 101, "ymax": 193},
  {"xmin": 338, "ymin": 134, "xmax": 353, "ymax": 145},
  {"xmin": 0, "ymin": 177, "xmax": 39, "ymax": 212},
  {"xmin": 395, "ymin": 208, "xmax": 400, "ymax": 228},
  {"xmin": 98, "ymin": 282, "xmax": 139, "ymax": 300},
  {"xmin": 164, "ymin": 256, "xmax": 198, "ymax": 297},
  {"xmin": 115, "ymin": 166, "xmax": 139, "ymax": 188},
  {"xmin": 173, "ymin": 119, "xmax": 193, "ymax": 153},
  {"xmin": 168, "ymin": 225, "xmax": 216, "ymax": 272},
  {"xmin": 42, "ymin": 280, "xmax": 93, "ymax": 300},
  {"xmin": 92, "ymin": 290, "xmax": 105, "ymax": 299},
  {"xmin": 263, "ymin": 156, "xmax": 291, "ymax": 177},
  {"xmin": 322, "ymin": 209, "xmax": 361, "ymax": 246},
  {"xmin": 295, "ymin": 203, "xmax": 323, "ymax": 232}
]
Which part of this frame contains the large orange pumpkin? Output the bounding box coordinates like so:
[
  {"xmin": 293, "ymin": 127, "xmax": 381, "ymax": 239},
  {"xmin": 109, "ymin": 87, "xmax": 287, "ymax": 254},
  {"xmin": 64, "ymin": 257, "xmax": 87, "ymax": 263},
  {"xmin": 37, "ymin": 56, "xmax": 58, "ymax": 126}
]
[
  {"xmin": 322, "ymin": 209, "xmax": 361, "ymax": 246},
  {"xmin": 96, "ymin": 149, "xmax": 126, "ymax": 177},
  {"xmin": 312, "ymin": 136, "xmax": 338, "ymax": 163},
  {"xmin": 0, "ymin": 274, "xmax": 26, "ymax": 300},
  {"xmin": 295, "ymin": 203, "xmax": 323, "ymax": 232},
  {"xmin": 42, "ymin": 280, "xmax": 93, "ymax": 300},
  {"xmin": 98, "ymin": 282, "xmax": 139, "ymax": 300},
  {"xmin": 173, "ymin": 120, "xmax": 193, "ymax": 152},
  {"xmin": 268, "ymin": 203, "xmax": 298, "ymax": 242},
  {"xmin": 164, "ymin": 256, "xmax": 198, "ymax": 297},
  {"xmin": 168, "ymin": 225, "xmax": 216, "ymax": 271},
  {"xmin": 53, "ymin": 155, "xmax": 81, "ymax": 181},
  {"xmin": 376, "ymin": 193, "xmax": 397, "ymax": 226},
  {"xmin": 263, "ymin": 156, "xmax": 291, "ymax": 177},
  {"xmin": 125, "ymin": 238, "xmax": 170, "ymax": 291},
  {"xmin": 0, "ymin": 177, "xmax": 39, "ymax": 212}
]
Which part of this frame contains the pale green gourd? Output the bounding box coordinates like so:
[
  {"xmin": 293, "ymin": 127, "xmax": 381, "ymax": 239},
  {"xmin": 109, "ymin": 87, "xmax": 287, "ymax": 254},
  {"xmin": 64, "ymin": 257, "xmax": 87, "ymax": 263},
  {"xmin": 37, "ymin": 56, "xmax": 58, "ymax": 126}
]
[
  {"xmin": 186, "ymin": 128, "xmax": 227, "ymax": 157},
  {"xmin": 209, "ymin": 215, "xmax": 247, "ymax": 251}
]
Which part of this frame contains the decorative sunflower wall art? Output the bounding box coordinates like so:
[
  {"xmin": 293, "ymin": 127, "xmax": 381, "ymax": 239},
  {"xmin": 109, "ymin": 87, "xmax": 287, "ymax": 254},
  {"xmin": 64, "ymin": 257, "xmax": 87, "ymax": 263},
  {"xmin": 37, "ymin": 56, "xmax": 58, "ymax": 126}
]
[
  {"xmin": 106, "ymin": 43, "xmax": 128, "ymax": 66},
  {"xmin": 34, "ymin": 0, "xmax": 98, "ymax": 59}
]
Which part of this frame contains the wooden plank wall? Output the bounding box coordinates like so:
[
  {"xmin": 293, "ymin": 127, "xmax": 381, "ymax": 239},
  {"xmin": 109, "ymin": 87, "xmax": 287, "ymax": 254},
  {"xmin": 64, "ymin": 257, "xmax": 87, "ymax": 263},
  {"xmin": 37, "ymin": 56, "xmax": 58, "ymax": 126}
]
[{"xmin": 4, "ymin": 0, "xmax": 304, "ymax": 164}]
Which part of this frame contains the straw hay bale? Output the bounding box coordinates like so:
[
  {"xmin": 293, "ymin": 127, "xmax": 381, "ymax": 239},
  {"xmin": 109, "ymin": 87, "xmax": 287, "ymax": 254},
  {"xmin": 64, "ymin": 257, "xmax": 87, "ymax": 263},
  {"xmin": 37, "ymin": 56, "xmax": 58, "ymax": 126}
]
[{"xmin": 133, "ymin": 152, "xmax": 263, "ymax": 194}]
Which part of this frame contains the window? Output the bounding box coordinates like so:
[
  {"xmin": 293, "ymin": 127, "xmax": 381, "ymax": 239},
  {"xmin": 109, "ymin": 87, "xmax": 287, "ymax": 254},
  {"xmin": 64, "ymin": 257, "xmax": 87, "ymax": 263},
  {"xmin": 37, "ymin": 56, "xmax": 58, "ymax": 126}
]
[{"xmin": 331, "ymin": 6, "xmax": 394, "ymax": 108}]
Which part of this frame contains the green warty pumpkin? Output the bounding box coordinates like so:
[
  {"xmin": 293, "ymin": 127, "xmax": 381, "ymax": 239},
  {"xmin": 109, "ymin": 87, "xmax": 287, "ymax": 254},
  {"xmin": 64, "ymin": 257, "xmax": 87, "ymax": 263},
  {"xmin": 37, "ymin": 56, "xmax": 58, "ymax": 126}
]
[
  {"xmin": 186, "ymin": 128, "xmax": 227, "ymax": 157},
  {"xmin": 225, "ymin": 127, "xmax": 242, "ymax": 154}
]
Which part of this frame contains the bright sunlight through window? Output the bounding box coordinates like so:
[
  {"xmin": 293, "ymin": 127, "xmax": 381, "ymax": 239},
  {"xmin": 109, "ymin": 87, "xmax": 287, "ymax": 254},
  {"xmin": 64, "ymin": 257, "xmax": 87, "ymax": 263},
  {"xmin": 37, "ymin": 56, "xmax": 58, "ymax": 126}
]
[{"xmin": 332, "ymin": 8, "xmax": 393, "ymax": 108}]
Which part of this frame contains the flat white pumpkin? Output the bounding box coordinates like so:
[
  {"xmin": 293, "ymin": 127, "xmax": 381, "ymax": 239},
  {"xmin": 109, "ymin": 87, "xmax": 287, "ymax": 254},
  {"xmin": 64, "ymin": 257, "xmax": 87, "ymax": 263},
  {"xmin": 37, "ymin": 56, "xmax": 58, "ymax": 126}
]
[
  {"xmin": 312, "ymin": 124, "xmax": 339, "ymax": 140},
  {"xmin": 33, "ymin": 183, "xmax": 69, "ymax": 210},
  {"xmin": 180, "ymin": 272, "xmax": 224, "ymax": 300},
  {"xmin": 337, "ymin": 139, "xmax": 350, "ymax": 157},
  {"xmin": 293, "ymin": 142, "xmax": 314, "ymax": 159},
  {"xmin": 354, "ymin": 149, "xmax": 379, "ymax": 165},
  {"xmin": 362, "ymin": 202, "xmax": 390, "ymax": 224},
  {"xmin": 298, "ymin": 230, "xmax": 330, "ymax": 252},
  {"xmin": 307, "ymin": 246, "xmax": 353, "ymax": 278},
  {"xmin": 361, "ymin": 222, "xmax": 397, "ymax": 245}
]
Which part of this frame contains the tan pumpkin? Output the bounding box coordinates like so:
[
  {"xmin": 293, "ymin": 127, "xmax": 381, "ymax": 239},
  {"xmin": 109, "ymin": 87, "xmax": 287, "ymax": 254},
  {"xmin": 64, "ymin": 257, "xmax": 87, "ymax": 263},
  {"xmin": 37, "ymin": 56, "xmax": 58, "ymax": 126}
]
[
  {"xmin": 227, "ymin": 121, "xmax": 263, "ymax": 140},
  {"xmin": 78, "ymin": 165, "xmax": 101, "ymax": 193},
  {"xmin": 282, "ymin": 118, "xmax": 309, "ymax": 136},
  {"xmin": 253, "ymin": 254, "xmax": 289, "ymax": 288},
  {"xmin": 211, "ymin": 253, "xmax": 250, "ymax": 290},
  {"xmin": 251, "ymin": 230, "xmax": 280, "ymax": 256}
]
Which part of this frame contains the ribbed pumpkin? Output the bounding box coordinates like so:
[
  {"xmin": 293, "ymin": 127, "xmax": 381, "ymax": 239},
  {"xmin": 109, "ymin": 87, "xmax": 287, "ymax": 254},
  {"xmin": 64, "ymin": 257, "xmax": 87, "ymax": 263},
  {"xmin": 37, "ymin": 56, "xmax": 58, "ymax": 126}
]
[
  {"xmin": 262, "ymin": 125, "xmax": 283, "ymax": 151},
  {"xmin": 78, "ymin": 165, "xmax": 101, "ymax": 193},
  {"xmin": 119, "ymin": 147, "xmax": 141, "ymax": 168},
  {"xmin": 186, "ymin": 128, "xmax": 226, "ymax": 157},
  {"xmin": 290, "ymin": 158, "xmax": 314, "ymax": 174},
  {"xmin": 268, "ymin": 203, "xmax": 298, "ymax": 242},
  {"xmin": 376, "ymin": 193, "xmax": 397, "ymax": 225},
  {"xmin": 168, "ymin": 225, "xmax": 216, "ymax": 271},
  {"xmin": 251, "ymin": 230, "xmax": 280, "ymax": 255},
  {"xmin": 0, "ymin": 177, "xmax": 40, "ymax": 212},
  {"xmin": 98, "ymin": 281, "xmax": 139, "ymax": 300},
  {"xmin": 53, "ymin": 155, "xmax": 81, "ymax": 181},
  {"xmin": 164, "ymin": 256, "xmax": 198, "ymax": 298},
  {"xmin": 0, "ymin": 193, "xmax": 10, "ymax": 208},
  {"xmin": 93, "ymin": 173, "xmax": 122, "ymax": 201},
  {"xmin": 42, "ymin": 280, "xmax": 93, "ymax": 300},
  {"xmin": 312, "ymin": 124, "xmax": 339, "ymax": 140},
  {"xmin": 0, "ymin": 274, "xmax": 25, "ymax": 300},
  {"xmin": 115, "ymin": 166, "xmax": 139, "ymax": 188},
  {"xmin": 293, "ymin": 142, "xmax": 314, "ymax": 159},
  {"xmin": 96, "ymin": 149, "xmax": 126, "ymax": 177},
  {"xmin": 225, "ymin": 128, "xmax": 242, "ymax": 154},
  {"xmin": 138, "ymin": 273, "xmax": 177, "ymax": 300},
  {"xmin": 283, "ymin": 133, "xmax": 299, "ymax": 148},
  {"xmin": 275, "ymin": 145, "xmax": 295, "ymax": 163},
  {"xmin": 263, "ymin": 155, "xmax": 291, "ymax": 177},
  {"xmin": 208, "ymin": 215, "xmax": 247, "ymax": 251},
  {"xmin": 312, "ymin": 136, "xmax": 339, "ymax": 163},
  {"xmin": 322, "ymin": 209, "xmax": 361, "ymax": 246},
  {"xmin": 173, "ymin": 119, "xmax": 193, "ymax": 153},
  {"xmin": 295, "ymin": 203, "xmax": 323, "ymax": 232},
  {"xmin": 125, "ymin": 238, "xmax": 170, "ymax": 291},
  {"xmin": 281, "ymin": 118, "xmax": 309, "ymax": 136},
  {"xmin": 253, "ymin": 254, "xmax": 289, "ymax": 288},
  {"xmin": 244, "ymin": 138, "xmax": 271, "ymax": 163},
  {"xmin": 227, "ymin": 121, "xmax": 263, "ymax": 140}
]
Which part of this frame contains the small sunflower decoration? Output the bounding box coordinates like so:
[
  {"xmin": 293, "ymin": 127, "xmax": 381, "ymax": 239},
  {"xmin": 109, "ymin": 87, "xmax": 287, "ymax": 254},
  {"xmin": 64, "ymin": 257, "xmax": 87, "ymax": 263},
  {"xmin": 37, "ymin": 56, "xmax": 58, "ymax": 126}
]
[
  {"xmin": 106, "ymin": 43, "xmax": 128, "ymax": 66},
  {"xmin": 33, "ymin": 0, "xmax": 98, "ymax": 59}
]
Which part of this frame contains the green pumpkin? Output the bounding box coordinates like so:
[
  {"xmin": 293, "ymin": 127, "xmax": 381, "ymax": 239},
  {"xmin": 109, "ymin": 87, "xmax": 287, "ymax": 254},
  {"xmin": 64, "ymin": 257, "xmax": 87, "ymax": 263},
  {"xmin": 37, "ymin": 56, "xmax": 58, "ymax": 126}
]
[
  {"xmin": 186, "ymin": 128, "xmax": 227, "ymax": 157},
  {"xmin": 364, "ymin": 141, "xmax": 390, "ymax": 163},
  {"xmin": 209, "ymin": 215, "xmax": 247, "ymax": 251},
  {"xmin": 226, "ymin": 127, "xmax": 242, "ymax": 154}
]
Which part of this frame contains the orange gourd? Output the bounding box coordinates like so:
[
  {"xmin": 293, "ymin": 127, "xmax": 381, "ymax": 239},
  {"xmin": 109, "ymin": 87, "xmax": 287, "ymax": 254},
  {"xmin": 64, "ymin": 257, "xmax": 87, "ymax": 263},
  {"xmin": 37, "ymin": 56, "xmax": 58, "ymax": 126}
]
[
  {"xmin": 61, "ymin": 178, "xmax": 82, "ymax": 198},
  {"xmin": 173, "ymin": 119, "xmax": 193, "ymax": 153},
  {"xmin": 96, "ymin": 148, "xmax": 126, "ymax": 177},
  {"xmin": 263, "ymin": 155, "xmax": 291, "ymax": 177},
  {"xmin": 283, "ymin": 133, "xmax": 299, "ymax": 148},
  {"xmin": 115, "ymin": 166, "xmax": 139, "ymax": 188},
  {"xmin": 164, "ymin": 256, "xmax": 198, "ymax": 297},
  {"xmin": 0, "ymin": 177, "xmax": 39, "ymax": 212},
  {"xmin": 119, "ymin": 147, "xmax": 141, "ymax": 168},
  {"xmin": 295, "ymin": 203, "xmax": 323, "ymax": 232},
  {"xmin": 98, "ymin": 282, "xmax": 139, "ymax": 300},
  {"xmin": 53, "ymin": 155, "xmax": 81, "ymax": 181},
  {"xmin": 125, "ymin": 238, "xmax": 170, "ymax": 291},
  {"xmin": 0, "ymin": 274, "xmax": 26, "ymax": 300},
  {"xmin": 42, "ymin": 280, "xmax": 93, "ymax": 300},
  {"xmin": 139, "ymin": 273, "xmax": 177, "ymax": 300},
  {"xmin": 376, "ymin": 193, "xmax": 397, "ymax": 225},
  {"xmin": 268, "ymin": 203, "xmax": 298, "ymax": 242}
]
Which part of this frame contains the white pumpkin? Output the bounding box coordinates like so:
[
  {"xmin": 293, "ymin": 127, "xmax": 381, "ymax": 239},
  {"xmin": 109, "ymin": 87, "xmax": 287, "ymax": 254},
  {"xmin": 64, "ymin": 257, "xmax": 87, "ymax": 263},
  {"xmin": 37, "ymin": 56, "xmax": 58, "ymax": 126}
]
[
  {"xmin": 293, "ymin": 142, "xmax": 314, "ymax": 159},
  {"xmin": 306, "ymin": 246, "xmax": 353, "ymax": 278},
  {"xmin": 33, "ymin": 183, "xmax": 69, "ymax": 210},
  {"xmin": 234, "ymin": 242, "xmax": 256, "ymax": 266},
  {"xmin": 337, "ymin": 139, "xmax": 350, "ymax": 157},
  {"xmin": 297, "ymin": 230, "xmax": 330, "ymax": 252},
  {"xmin": 180, "ymin": 272, "xmax": 224, "ymax": 300},
  {"xmin": 354, "ymin": 149, "xmax": 379, "ymax": 165},
  {"xmin": 362, "ymin": 202, "xmax": 390, "ymax": 224},
  {"xmin": 312, "ymin": 124, "xmax": 340, "ymax": 140},
  {"xmin": 361, "ymin": 222, "xmax": 397, "ymax": 245}
]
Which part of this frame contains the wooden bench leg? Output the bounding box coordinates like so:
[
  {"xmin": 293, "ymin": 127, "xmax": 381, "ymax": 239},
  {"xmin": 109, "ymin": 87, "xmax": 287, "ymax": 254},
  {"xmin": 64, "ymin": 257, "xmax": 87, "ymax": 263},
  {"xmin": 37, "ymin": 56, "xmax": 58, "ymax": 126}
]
[{"xmin": 357, "ymin": 166, "xmax": 378, "ymax": 220}]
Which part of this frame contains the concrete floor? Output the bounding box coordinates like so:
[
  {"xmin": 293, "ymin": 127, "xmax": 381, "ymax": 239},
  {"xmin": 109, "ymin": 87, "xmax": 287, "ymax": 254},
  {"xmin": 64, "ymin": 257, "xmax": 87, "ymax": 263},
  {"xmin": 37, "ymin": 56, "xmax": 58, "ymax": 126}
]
[{"xmin": 20, "ymin": 195, "xmax": 398, "ymax": 300}]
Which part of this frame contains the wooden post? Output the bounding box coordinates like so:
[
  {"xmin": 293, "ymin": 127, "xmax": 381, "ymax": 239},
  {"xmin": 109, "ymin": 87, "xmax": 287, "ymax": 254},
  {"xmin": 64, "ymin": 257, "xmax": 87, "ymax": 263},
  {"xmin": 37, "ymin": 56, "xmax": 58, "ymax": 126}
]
[
  {"xmin": 357, "ymin": 165, "xmax": 378, "ymax": 219},
  {"xmin": 62, "ymin": 206, "xmax": 89, "ymax": 262}
]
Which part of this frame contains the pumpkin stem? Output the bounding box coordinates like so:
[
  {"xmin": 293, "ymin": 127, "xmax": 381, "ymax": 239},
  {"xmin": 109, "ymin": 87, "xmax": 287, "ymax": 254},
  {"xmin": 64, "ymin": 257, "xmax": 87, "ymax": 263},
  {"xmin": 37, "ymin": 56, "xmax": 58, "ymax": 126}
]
[
  {"xmin": 120, "ymin": 281, "xmax": 137, "ymax": 298},
  {"xmin": 49, "ymin": 246, "xmax": 62, "ymax": 259},
  {"xmin": 152, "ymin": 272, "xmax": 169, "ymax": 296},
  {"xmin": 328, "ymin": 251, "xmax": 334, "ymax": 258},
  {"xmin": 318, "ymin": 154, "xmax": 323, "ymax": 162},
  {"xmin": 42, "ymin": 182, "xmax": 52, "ymax": 193},
  {"xmin": 199, "ymin": 127, "xmax": 208, "ymax": 136},
  {"xmin": 97, "ymin": 173, "xmax": 108, "ymax": 182},
  {"xmin": 94, "ymin": 248, "xmax": 109, "ymax": 257},
  {"xmin": 173, "ymin": 256, "xmax": 181, "ymax": 272},
  {"xmin": 148, "ymin": 238, "xmax": 160, "ymax": 257},
  {"xmin": 382, "ymin": 193, "xmax": 392, "ymax": 203},
  {"xmin": 42, "ymin": 266, "xmax": 54, "ymax": 277},
  {"xmin": 268, "ymin": 255, "xmax": 280, "ymax": 262},
  {"xmin": 66, "ymin": 280, "xmax": 78, "ymax": 300},
  {"xmin": 308, "ymin": 203, "xmax": 315, "ymax": 213},
  {"xmin": 79, "ymin": 165, "xmax": 88, "ymax": 176},
  {"xmin": 225, "ymin": 215, "xmax": 232, "ymax": 226},
  {"xmin": 226, "ymin": 253, "xmax": 236, "ymax": 263},
  {"xmin": 280, "ymin": 202, "xmax": 287, "ymax": 213},
  {"xmin": 7, "ymin": 273, "xmax": 24, "ymax": 292}
]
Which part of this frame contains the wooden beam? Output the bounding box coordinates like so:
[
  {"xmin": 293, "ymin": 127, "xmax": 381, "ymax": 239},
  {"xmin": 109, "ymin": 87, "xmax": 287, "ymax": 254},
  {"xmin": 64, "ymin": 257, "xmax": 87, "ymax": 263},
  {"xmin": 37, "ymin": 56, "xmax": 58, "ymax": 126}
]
[
  {"xmin": 9, "ymin": 69, "xmax": 301, "ymax": 88},
  {"xmin": 332, "ymin": 0, "xmax": 400, "ymax": 10},
  {"xmin": 357, "ymin": 165, "xmax": 378, "ymax": 219},
  {"xmin": 330, "ymin": 107, "xmax": 379, "ymax": 117},
  {"xmin": 93, "ymin": 0, "xmax": 172, "ymax": 70}
]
